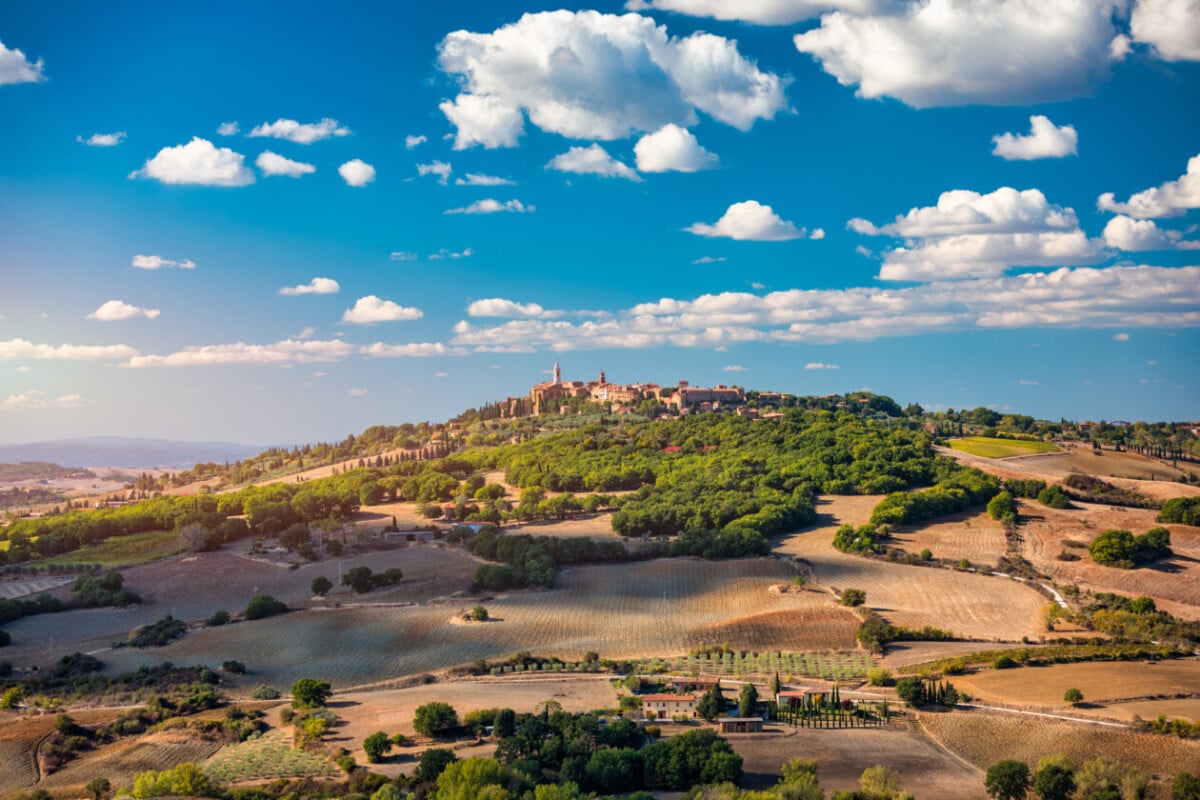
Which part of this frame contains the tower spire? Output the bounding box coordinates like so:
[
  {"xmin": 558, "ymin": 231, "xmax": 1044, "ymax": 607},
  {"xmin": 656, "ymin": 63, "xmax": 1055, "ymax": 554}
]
[{"xmin": 553, "ymin": 360, "xmax": 561, "ymax": 384}]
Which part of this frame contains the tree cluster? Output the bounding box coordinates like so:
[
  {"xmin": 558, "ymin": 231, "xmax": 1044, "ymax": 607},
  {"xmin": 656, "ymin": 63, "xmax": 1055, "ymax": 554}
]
[{"xmin": 1088, "ymin": 527, "xmax": 1172, "ymax": 568}]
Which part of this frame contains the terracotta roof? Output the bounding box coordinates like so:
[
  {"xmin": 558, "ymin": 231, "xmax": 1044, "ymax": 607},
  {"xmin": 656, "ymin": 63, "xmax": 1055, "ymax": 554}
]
[{"xmin": 641, "ymin": 694, "xmax": 697, "ymax": 702}]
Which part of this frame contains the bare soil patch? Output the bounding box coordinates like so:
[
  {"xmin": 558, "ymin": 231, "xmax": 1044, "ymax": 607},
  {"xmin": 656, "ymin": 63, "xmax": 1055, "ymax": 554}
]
[
  {"xmin": 953, "ymin": 660, "xmax": 1200, "ymax": 707},
  {"xmin": 922, "ymin": 707, "xmax": 1200, "ymax": 780},
  {"xmin": 731, "ymin": 722, "xmax": 985, "ymax": 799},
  {"xmin": 888, "ymin": 509, "xmax": 1008, "ymax": 566}
]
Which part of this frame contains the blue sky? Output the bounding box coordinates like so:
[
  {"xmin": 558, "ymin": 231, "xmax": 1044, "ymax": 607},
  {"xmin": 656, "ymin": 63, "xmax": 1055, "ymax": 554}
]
[{"xmin": 1, "ymin": 0, "xmax": 1198, "ymax": 445}]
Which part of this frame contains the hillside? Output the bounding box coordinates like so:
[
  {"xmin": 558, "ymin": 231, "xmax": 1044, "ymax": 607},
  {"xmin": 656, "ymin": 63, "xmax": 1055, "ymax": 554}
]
[{"xmin": 0, "ymin": 437, "xmax": 263, "ymax": 469}]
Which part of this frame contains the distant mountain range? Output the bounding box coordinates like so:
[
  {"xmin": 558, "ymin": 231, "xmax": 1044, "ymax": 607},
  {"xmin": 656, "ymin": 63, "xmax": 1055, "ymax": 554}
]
[{"xmin": 0, "ymin": 436, "xmax": 264, "ymax": 470}]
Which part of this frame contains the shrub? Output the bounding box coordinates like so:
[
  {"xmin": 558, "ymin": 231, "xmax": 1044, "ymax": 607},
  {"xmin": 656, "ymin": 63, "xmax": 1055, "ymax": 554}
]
[
  {"xmin": 129, "ymin": 616, "xmax": 187, "ymax": 648},
  {"xmin": 469, "ymin": 605, "xmax": 489, "ymax": 621},
  {"xmin": 866, "ymin": 667, "xmax": 893, "ymax": 686},
  {"xmin": 1064, "ymin": 688, "xmax": 1083, "ymax": 705},
  {"xmin": 222, "ymin": 660, "xmax": 246, "ymax": 675},
  {"xmin": 987, "ymin": 491, "xmax": 1017, "ymax": 523},
  {"xmin": 311, "ymin": 576, "xmax": 333, "ymax": 597},
  {"xmin": 841, "ymin": 588, "xmax": 866, "ymax": 607},
  {"xmin": 993, "ymin": 655, "xmax": 1018, "ymax": 670},
  {"xmin": 250, "ymin": 685, "xmax": 280, "ymax": 700},
  {"xmin": 363, "ymin": 731, "xmax": 392, "ymax": 763},
  {"xmin": 1038, "ymin": 484, "xmax": 1072, "ymax": 509},
  {"xmin": 244, "ymin": 594, "xmax": 287, "ymax": 620},
  {"xmin": 291, "ymin": 678, "xmax": 332, "ymax": 708},
  {"xmin": 413, "ymin": 702, "xmax": 459, "ymax": 738},
  {"xmin": 206, "ymin": 610, "xmax": 230, "ymax": 627}
]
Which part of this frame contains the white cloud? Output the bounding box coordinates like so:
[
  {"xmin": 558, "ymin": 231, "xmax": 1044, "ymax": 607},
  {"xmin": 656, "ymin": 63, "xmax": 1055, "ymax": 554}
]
[
  {"xmin": 468, "ymin": 298, "xmax": 550, "ymax": 318},
  {"xmin": 625, "ymin": 0, "xmax": 885, "ymax": 24},
  {"xmin": 248, "ymin": 117, "xmax": 350, "ymax": 144},
  {"xmin": 794, "ymin": 0, "xmax": 1122, "ymax": 107},
  {"xmin": 132, "ymin": 254, "xmax": 195, "ymax": 269},
  {"xmin": 77, "ymin": 131, "xmax": 126, "ymax": 147},
  {"xmin": 435, "ymin": 371, "xmax": 449, "ymax": 378},
  {"xmin": 693, "ymin": 256, "xmax": 726, "ymax": 264},
  {"xmin": 722, "ymin": 364, "xmax": 748, "ymax": 372},
  {"xmin": 338, "ymin": 159, "xmax": 376, "ymax": 187},
  {"xmin": 449, "ymin": 265, "xmax": 1200, "ymax": 351},
  {"xmin": 294, "ymin": 327, "xmax": 317, "ymax": 339},
  {"xmin": 256, "ymin": 151, "xmax": 316, "ymax": 178},
  {"xmin": 2, "ymin": 392, "xmax": 88, "ymax": 411},
  {"xmin": 547, "ymin": 144, "xmax": 641, "ymax": 181},
  {"xmin": 405, "ymin": 134, "xmax": 427, "ymax": 149},
  {"xmin": 0, "ymin": 338, "xmax": 139, "ymax": 361},
  {"xmin": 455, "ymin": 173, "xmax": 515, "ymax": 186},
  {"xmin": 429, "ymin": 248, "xmax": 473, "ymax": 260},
  {"xmin": 1114, "ymin": 332, "xmax": 1131, "ymax": 341},
  {"xmin": 217, "ymin": 121, "xmax": 240, "ymax": 136},
  {"xmin": 851, "ymin": 187, "xmax": 1102, "ymax": 281},
  {"xmin": 0, "ymin": 40, "xmax": 45, "ymax": 85},
  {"xmin": 279, "ymin": 277, "xmax": 340, "ymax": 296},
  {"xmin": 126, "ymin": 338, "xmax": 355, "ymax": 368},
  {"xmin": 87, "ymin": 300, "xmax": 160, "ymax": 321},
  {"xmin": 1098, "ymin": 153, "xmax": 1200, "ymax": 219},
  {"xmin": 991, "ymin": 116, "xmax": 1078, "ymax": 160},
  {"xmin": 437, "ymin": 10, "xmax": 786, "ymax": 148},
  {"xmin": 348, "ymin": 387, "xmax": 368, "ymax": 397},
  {"xmin": 1103, "ymin": 215, "xmax": 1200, "ymax": 251},
  {"xmin": 358, "ymin": 342, "xmax": 467, "ymax": 358},
  {"xmin": 634, "ymin": 124, "xmax": 718, "ymax": 173},
  {"xmin": 1109, "ymin": 33, "xmax": 1134, "ymax": 59},
  {"xmin": 129, "ymin": 137, "xmax": 254, "ymax": 186},
  {"xmin": 1017, "ymin": 379, "xmax": 1040, "ymax": 385},
  {"xmin": 809, "ymin": 228, "xmax": 825, "ymax": 240},
  {"xmin": 804, "ymin": 362, "xmax": 840, "ymax": 370},
  {"xmin": 1130, "ymin": 0, "xmax": 1200, "ymax": 61},
  {"xmin": 390, "ymin": 251, "xmax": 418, "ymax": 261},
  {"xmin": 418, "ymin": 161, "xmax": 453, "ymax": 184},
  {"xmin": 445, "ymin": 198, "xmax": 533, "ymax": 215},
  {"xmin": 341, "ymin": 296, "xmax": 423, "ymax": 324},
  {"xmin": 687, "ymin": 200, "xmax": 805, "ymax": 241}
]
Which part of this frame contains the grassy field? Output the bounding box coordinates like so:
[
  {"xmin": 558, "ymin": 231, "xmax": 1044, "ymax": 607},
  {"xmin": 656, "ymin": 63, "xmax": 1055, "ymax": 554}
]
[
  {"xmin": 34, "ymin": 529, "xmax": 185, "ymax": 568},
  {"xmin": 948, "ymin": 437, "xmax": 1060, "ymax": 459},
  {"xmin": 204, "ymin": 729, "xmax": 340, "ymax": 782}
]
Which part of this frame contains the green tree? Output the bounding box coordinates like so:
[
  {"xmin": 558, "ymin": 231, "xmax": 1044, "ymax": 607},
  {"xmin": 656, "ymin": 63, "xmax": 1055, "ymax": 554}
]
[
  {"xmin": 417, "ymin": 748, "xmax": 459, "ymax": 783},
  {"xmin": 1089, "ymin": 529, "xmax": 1137, "ymax": 567},
  {"xmin": 311, "ymin": 576, "xmax": 333, "ymax": 597},
  {"xmin": 895, "ymin": 677, "xmax": 923, "ymax": 706},
  {"xmin": 494, "ymin": 708, "xmax": 516, "ymax": 739},
  {"xmin": 1063, "ymin": 688, "xmax": 1083, "ymax": 705},
  {"xmin": 85, "ymin": 777, "xmax": 112, "ymax": 800},
  {"xmin": 861, "ymin": 764, "xmax": 908, "ymax": 798},
  {"xmin": 1174, "ymin": 772, "xmax": 1200, "ymax": 800},
  {"xmin": 738, "ymin": 682, "xmax": 759, "ymax": 717},
  {"xmin": 987, "ymin": 491, "xmax": 1017, "ymax": 522},
  {"xmin": 1037, "ymin": 484, "xmax": 1072, "ymax": 509},
  {"xmin": 985, "ymin": 760, "xmax": 1031, "ymax": 800},
  {"xmin": 435, "ymin": 757, "xmax": 524, "ymax": 800},
  {"xmin": 470, "ymin": 605, "xmax": 489, "ymax": 621},
  {"xmin": 343, "ymin": 566, "xmax": 376, "ymax": 593},
  {"xmin": 291, "ymin": 678, "xmax": 332, "ymax": 708},
  {"xmin": 364, "ymin": 731, "xmax": 393, "ymax": 763},
  {"xmin": 244, "ymin": 594, "xmax": 287, "ymax": 620},
  {"xmin": 696, "ymin": 680, "xmax": 726, "ymax": 721},
  {"xmin": 414, "ymin": 701, "xmax": 460, "ymax": 738},
  {"xmin": 1032, "ymin": 763, "xmax": 1076, "ymax": 800}
]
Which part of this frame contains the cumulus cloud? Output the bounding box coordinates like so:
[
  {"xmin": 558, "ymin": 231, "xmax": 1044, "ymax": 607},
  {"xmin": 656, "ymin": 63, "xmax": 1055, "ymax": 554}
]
[
  {"xmin": 418, "ymin": 161, "xmax": 453, "ymax": 184},
  {"xmin": 256, "ymin": 151, "xmax": 316, "ymax": 178},
  {"xmin": 445, "ymin": 198, "xmax": 533, "ymax": 214},
  {"xmin": 1098, "ymin": 153, "xmax": 1200, "ymax": 219},
  {"xmin": 1131, "ymin": 0, "xmax": 1200, "ymax": 61},
  {"xmin": 405, "ymin": 134, "xmax": 427, "ymax": 149},
  {"xmin": 338, "ymin": 159, "xmax": 376, "ymax": 187},
  {"xmin": 132, "ymin": 254, "xmax": 195, "ymax": 269},
  {"xmin": 0, "ymin": 338, "xmax": 139, "ymax": 361},
  {"xmin": 455, "ymin": 173, "xmax": 515, "ymax": 186},
  {"xmin": 851, "ymin": 187, "xmax": 1102, "ymax": 281},
  {"xmin": 77, "ymin": 131, "xmax": 126, "ymax": 147},
  {"xmin": 687, "ymin": 200, "xmax": 806, "ymax": 241},
  {"xmin": 217, "ymin": 121, "xmax": 240, "ymax": 136},
  {"xmin": 129, "ymin": 137, "xmax": 254, "ymax": 186},
  {"xmin": 248, "ymin": 117, "xmax": 350, "ymax": 144},
  {"xmin": 794, "ymin": 0, "xmax": 1122, "ymax": 107},
  {"xmin": 437, "ymin": 10, "xmax": 786, "ymax": 148},
  {"xmin": 279, "ymin": 277, "xmax": 340, "ymax": 296},
  {"xmin": 625, "ymin": 0, "xmax": 885, "ymax": 24},
  {"xmin": 1103, "ymin": 215, "xmax": 1200, "ymax": 251},
  {"xmin": 341, "ymin": 296, "xmax": 423, "ymax": 324},
  {"xmin": 634, "ymin": 124, "xmax": 718, "ymax": 173},
  {"xmin": 0, "ymin": 40, "xmax": 45, "ymax": 85},
  {"xmin": 126, "ymin": 338, "xmax": 356, "ymax": 368},
  {"xmin": 991, "ymin": 115, "xmax": 1078, "ymax": 160},
  {"xmin": 88, "ymin": 300, "xmax": 160, "ymax": 321},
  {"xmin": 449, "ymin": 265, "xmax": 1200, "ymax": 352},
  {"xmin": 467, "ymin": 298, "xmax": 551, "ymax": 318},
  {"xmin": 359, "ymin": 342, "xmax": 467, "ymax": 358},
  {"xmin": 2, "ymin": 392, "xmax": 88, "ymax": 411},
  {"xmin": 547, "ymin": 144, "xmax": 641, "ymax": 181}
]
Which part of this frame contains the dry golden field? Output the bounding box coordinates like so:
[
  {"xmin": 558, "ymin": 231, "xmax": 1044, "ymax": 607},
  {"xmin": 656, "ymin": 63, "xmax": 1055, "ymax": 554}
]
[
  {"xmin": 887, "ymin": 509, "xmax": 1008, "ymax": 566},
  {"xmin": 776, "ymin": 496, "xmax": 1048, "ymax": 641},
  {"xmin": 921, "ymin": 709, "xmax": 1200, "ymax": 781},
  {"xmin": 36, "ymin": 728, "xmax": 224, "ymax": 794},
  {"xmin": 939, "ymin": 443, "xmax": 1195, "ymax": 486},
  {"xmin": 1096, "ymin": 698, "xmax": 1200, "ymax": 723},
  {"xmin": 952, "ymin": 660, "xmax": 1200, "ymax": 708}
]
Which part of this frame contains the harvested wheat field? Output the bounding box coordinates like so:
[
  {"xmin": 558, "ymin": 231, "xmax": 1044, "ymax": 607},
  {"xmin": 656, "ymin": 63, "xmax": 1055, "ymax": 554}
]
[
  {"xmin": 1019, "ymin": 499, "xmax": 1200, "ymax": 618},
  {"xmin": 1, "ymin": 545, "xmax": 481, "ymax": 665},
  {"xmin": 952, "ymin": 660, "xmax": 1200, "ymax": 708},
  {"xmin": 775, "ymin": 497, "xmax": 1047, "ymax": 641},
  {"xmin": 939, "ymin": 444, "xmax": 1194, "ymax": 486},
  {"xmin": 922, "ymin": 708, "xmax": 1200, "ymax": 779},
  {"xmin": 95, "ymin": 558, "xmax": 857, "ymax": 689},
  {"xmin": 0, "ymin": 710, "xmax": 124, "ymax": 794},
  {"xmin": 37, "ymin": 728, "xmax": 224, "ymax": 793},
  {"xmin": 731, "ymin": 722, "xmax": 985, "ymax": 799},
  {"xmin": 876, "ymin": 641, "xmax": 1029, "ymax": 670},
  {"xmin": 1094, "ymin": 698, "xmax": 1200, "ymax": 723},
  {"xmin": 888, "ymin": 509, "xmax": 1008, "ymax": 566}
]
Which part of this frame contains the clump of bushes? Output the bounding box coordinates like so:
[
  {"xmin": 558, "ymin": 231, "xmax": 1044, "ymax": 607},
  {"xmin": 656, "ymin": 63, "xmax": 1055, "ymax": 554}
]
[
  {"xmin": 833, "ymin": 524, "xmax": 886, "ymax": 555},
  {"xmin": 1037, "ymin": 484, "xmax": 1072, "ymax": 509},
  {"xmin": 1063, "ymin": 474, "xmax": 1157, "ymax": 509},
  {"xmin": 129, "ymin": 616, "xmax": 187, "ymax": 648},
  {"xmin": 1089, "ymin": 527, "xmax": 1172, "ymax": 568},
  {"xmin": 1158, "ymin": 495, "xmax": 1200, "ymax": 525},
  {"xmin": 244, "ymin": 594, "xmax": 287, "ymax": 620},
  {"xmin": 341, "ymin": 566, "xmax": 403, "ymax": 594}
]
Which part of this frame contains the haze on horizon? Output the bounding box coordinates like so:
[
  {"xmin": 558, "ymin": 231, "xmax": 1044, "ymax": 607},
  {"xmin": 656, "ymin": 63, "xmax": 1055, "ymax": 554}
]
[{"xmin": 2, "ymin": 0, "xmax": 1198, "ymax": 445}]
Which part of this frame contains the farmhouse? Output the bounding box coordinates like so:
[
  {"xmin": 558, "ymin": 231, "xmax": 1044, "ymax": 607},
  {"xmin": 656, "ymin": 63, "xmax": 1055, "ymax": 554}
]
[
  {"xmin": 641, "ymin": 693, "xmax": 699, "ymax": 719},
  {"xmin": 776, "ymin": 689, "xmax": 826, "ymax": 709}
]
